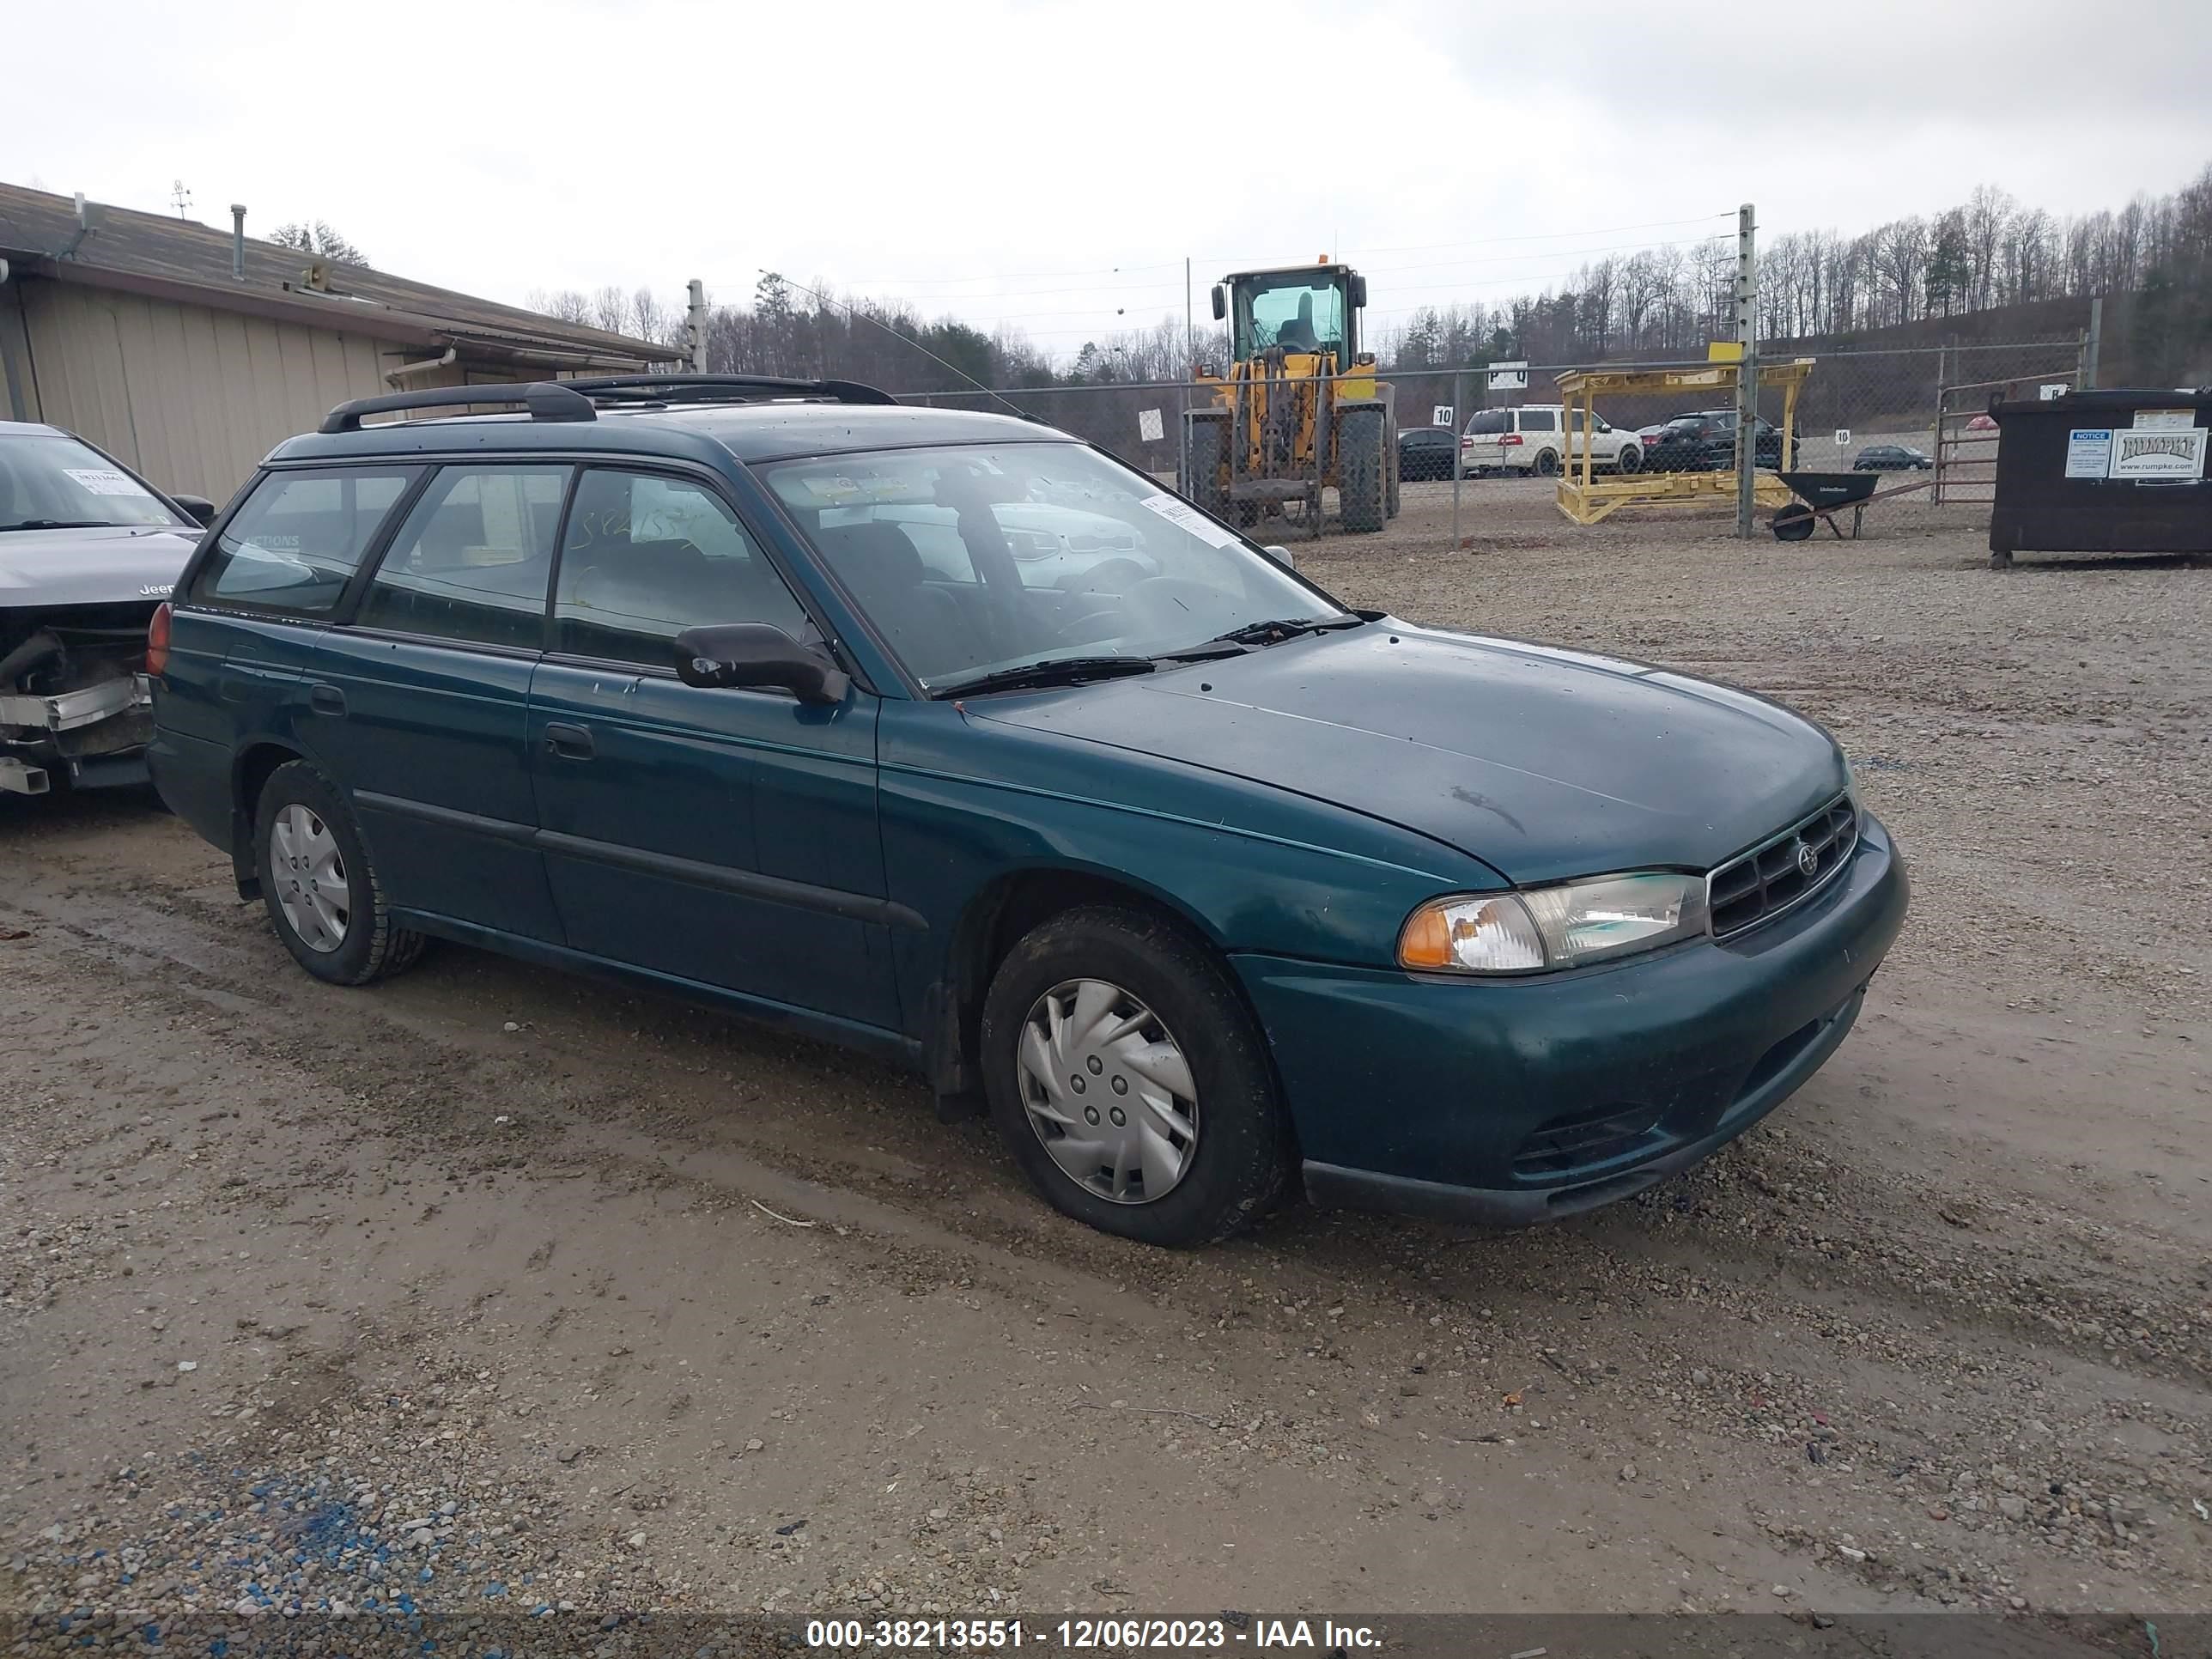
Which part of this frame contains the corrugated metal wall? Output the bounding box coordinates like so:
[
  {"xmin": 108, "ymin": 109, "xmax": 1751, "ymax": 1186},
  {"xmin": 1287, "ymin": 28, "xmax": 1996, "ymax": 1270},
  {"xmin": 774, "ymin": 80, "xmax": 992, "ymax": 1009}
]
[{"xmin": 18, "ymin": 281, "xmax": 398, "ymax": 503}]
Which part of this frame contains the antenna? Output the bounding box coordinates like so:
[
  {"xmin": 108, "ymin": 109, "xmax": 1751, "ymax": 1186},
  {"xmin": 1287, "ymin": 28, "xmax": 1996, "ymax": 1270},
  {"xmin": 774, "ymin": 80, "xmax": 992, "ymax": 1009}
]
[{"xmin": 170, "ymin": 180, "xmax": 193, "ymax": 219}]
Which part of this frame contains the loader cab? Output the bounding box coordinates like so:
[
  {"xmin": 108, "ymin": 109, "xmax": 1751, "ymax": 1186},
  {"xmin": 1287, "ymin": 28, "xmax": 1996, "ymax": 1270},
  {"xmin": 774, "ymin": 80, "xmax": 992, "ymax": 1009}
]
[{"xmin": 1211, "ymin": 263, "xmax": 1369, "ymax": 374}]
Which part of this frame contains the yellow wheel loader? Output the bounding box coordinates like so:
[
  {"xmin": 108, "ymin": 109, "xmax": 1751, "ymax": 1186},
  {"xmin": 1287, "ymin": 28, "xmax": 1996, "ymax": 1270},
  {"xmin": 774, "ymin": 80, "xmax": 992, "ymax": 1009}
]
[{"xmin": 1181, "ymin": 261, "xmax": 1398, "ymax": 537}]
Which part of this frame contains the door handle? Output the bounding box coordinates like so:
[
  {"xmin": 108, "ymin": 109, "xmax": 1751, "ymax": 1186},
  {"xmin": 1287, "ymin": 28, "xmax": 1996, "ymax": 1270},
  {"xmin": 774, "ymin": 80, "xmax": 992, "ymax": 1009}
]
[
  {"xmin": 543, "ymin": 722, "xmax": 595, "ymax": 760},
  {"xmin": 308, "ymin": 684, "xmax": 347, "ymax": 717}
]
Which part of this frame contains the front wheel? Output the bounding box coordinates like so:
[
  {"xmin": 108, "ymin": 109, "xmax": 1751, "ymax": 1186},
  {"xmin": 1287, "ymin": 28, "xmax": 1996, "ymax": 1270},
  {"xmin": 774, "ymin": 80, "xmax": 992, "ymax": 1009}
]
[
  {"xmin": 979, "ymin": 905, "xmax": 1293, "ymax": 1246},
  {"xmin": 255, "ymin": 760, "xmax": 426, "ymax": 985},
  {"xmin": 1337, "ymin": 406, "xmax": 1388, "ymax": 532},
  {"xmin": 1616, "ymin": 445, "xmax": 1643, "ymax": 474}
]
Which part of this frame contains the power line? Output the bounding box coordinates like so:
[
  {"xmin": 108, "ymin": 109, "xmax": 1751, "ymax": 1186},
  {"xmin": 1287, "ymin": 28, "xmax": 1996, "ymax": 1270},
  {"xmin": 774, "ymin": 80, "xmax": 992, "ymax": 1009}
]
[
  {"xmin": 758, "ymin": 271, "xmax": 1030, "ymax": 418},
  {"xmin": 772, "ymin": 211, "xmax": 1740, "ymax": 301}
]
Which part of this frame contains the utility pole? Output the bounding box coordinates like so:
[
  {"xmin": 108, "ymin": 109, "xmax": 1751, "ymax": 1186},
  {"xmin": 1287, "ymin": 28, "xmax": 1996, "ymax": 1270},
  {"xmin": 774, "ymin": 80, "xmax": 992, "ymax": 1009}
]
[
  {"xmin": 685, "ymin": 279, "xmax": 708, "ymax": 374},
  {"xmin": 1182, "ymin": 256, "xmax": 1194, "ymax": 489},
  {"xmin": 2081, "ymin": 295, "xmax": 2102, "ymax": 392},
  {"xmin": 1734, "ymin": 204, "xmax": 1759, "ymax": 539}
]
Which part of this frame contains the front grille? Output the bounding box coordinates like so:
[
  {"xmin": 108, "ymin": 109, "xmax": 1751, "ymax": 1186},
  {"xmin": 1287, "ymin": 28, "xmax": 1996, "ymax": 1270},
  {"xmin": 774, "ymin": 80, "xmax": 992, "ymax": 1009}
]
[{"xmin": 1708, "ymin": 794, "xmax": 1859, "ymax": 939}]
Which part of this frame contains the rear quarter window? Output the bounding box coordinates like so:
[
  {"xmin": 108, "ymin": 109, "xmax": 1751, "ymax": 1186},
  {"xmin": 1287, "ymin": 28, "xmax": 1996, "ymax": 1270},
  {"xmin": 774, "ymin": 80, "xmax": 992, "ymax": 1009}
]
[
  {"xmin": 192, "ymin": 467, "xmax": 421, "ymax": 614},
  {"xmin": 1518, "ymin": 410, "xmax": 1557, "ymax": 432}
]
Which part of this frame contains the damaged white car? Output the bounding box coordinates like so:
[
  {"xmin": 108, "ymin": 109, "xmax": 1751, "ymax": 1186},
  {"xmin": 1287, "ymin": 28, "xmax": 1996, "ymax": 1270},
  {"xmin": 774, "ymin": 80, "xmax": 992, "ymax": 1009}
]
[{"xmin": 0, "ymin": 422, "xmax": 211, "ymax": 795}]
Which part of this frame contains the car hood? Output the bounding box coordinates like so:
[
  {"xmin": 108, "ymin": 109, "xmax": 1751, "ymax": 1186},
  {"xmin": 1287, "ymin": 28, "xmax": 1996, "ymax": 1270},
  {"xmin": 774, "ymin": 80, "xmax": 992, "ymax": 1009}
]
[
  {"xmin": 973, "ymin": 623, "xmax": 1847, "ymax": 883},
  {"xmin": 0, "ymin": 525, "xmax": 199, "ymax": 607}
]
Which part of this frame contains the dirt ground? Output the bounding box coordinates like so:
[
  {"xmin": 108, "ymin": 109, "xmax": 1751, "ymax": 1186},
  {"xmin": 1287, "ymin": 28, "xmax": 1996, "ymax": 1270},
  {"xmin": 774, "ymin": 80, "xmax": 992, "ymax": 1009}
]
[{"xmin": 3, "ymin": 479, "xmax": 2208, "ymax": 1635}]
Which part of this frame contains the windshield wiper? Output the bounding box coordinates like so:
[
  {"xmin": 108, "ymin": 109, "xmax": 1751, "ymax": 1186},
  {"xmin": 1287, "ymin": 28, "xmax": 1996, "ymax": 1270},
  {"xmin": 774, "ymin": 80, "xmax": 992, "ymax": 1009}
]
[
  {"xmin": 1204, "ymin": 614, "xmax": 1364, "ymax": 648},
  {"xmin": 0, "ymin": 519, "xmax": 121, "ymax": 532},
  {"xmin": 933, "ymin": 655, "xmax": 1158, "ymax": 699}
]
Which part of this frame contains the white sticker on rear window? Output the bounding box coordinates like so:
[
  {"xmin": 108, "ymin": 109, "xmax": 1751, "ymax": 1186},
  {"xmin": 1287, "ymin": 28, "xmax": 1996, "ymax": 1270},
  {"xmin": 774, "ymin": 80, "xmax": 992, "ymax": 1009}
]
[
  {"xmin": 64, "ymin": 466, "xmax": 154, "ymax": 498},
  {"xmin": 1138, "ymin": 492, "xmax": 1239, "ymax": 549}
]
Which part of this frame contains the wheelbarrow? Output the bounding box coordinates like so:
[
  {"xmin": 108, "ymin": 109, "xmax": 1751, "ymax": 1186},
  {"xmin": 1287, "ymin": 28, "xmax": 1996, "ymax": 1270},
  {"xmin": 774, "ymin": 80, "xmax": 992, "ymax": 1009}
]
[{"xmin": 1771, "ymin": 470, "xmax": 1880, "ymax": 540}]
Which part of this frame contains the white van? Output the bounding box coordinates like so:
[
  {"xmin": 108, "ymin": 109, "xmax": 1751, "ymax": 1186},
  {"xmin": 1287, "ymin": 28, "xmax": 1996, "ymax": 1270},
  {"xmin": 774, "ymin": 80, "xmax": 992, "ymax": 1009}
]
[{"xmin": 1461, "ymin": 405, "xmax": 1644, "ymax": 478}]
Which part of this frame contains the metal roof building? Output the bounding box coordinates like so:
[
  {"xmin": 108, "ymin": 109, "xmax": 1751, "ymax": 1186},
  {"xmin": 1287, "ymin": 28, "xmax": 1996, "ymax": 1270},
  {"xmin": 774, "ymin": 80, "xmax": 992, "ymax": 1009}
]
[{"xmin": 0, "ymin": 183, "xmax": 681, "ymax": 500}]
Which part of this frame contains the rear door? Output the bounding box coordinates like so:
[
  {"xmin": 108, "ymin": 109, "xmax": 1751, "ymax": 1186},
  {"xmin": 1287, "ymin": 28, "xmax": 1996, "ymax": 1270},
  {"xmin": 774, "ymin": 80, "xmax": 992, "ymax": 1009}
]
[
  {"xmin": 306, "ymin": 462, "xmax": 571, "ymax": 939},
  {"xmin": 1515, "ymin": 408, "xmax": 1558, "ymax": 469},
  {"xmin": 526, "ymin": 465, "xmax": 898, "ymax": 1032}
]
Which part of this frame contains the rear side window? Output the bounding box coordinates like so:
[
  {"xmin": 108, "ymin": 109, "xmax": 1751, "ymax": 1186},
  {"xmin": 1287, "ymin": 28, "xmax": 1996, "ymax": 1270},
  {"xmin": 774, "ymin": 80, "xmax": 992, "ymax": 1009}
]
[
  {"xmin": 1465, "ymin": 410, "xmax": 1509, "ymax": 435},
  {"xmin": 355, "ymin": 465, "xmax": 569, "ymax": 649},
  {"xmin": 1518, "ymin": 410, "xmax": 1557, "ymax": 433},
  {"xmin": 194, "ymin": 468, "xmax": 418, "ymax": 613},
  {"xmin": 554, "ymin": 469, "xmax": 809, "ymax": 669}
]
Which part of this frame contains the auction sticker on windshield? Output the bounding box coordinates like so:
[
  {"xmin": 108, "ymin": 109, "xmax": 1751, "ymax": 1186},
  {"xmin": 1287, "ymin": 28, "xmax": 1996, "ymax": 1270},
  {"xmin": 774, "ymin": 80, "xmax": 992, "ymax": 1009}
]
[
  {"xmin": 1139, "ymin": 493, "xmax": 1240, "ymax": 549},
  {"xmin": 64, "ymin": 467, "xmax": 154, "ymax": 497}
]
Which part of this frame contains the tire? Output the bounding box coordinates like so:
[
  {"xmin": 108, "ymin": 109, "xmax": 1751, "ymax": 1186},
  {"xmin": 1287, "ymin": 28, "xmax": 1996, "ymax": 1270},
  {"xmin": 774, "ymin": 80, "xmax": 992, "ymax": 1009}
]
[
  {"xmin": 1616, "ymin": 444, "xmax": 1643, "ymax": 475},
  {"xmin": 1337, "ymin": 405, "xmax": 1387, "ymax": 532},
  {"xmin": 1772, "ymin": 503, "xmax": 1816, "ymax": 542},
  {"xmin": 1534, "ymin": 448, "xmax": 1559, "ymax": 477},
  {"xmin": 1182, "ymin": 414, "xmax": 1229, "ymax": 520},
  {"xmin": 254, "ymin": 759, "xmax": 426, "ymax": 986},
  {"xmin": 979, "ymin": 904, "xmax": 1293, "ymax": 1247}
]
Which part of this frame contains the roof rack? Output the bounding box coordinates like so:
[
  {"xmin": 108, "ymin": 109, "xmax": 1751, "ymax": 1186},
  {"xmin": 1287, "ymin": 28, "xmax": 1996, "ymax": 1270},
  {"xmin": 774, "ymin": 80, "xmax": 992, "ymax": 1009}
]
[
  {"xmin": 319, "ymin": 381, "xmax": 595, "ymax": 434},
  {"xmin": 564, "ymin": 373, "xmax": 898, "ymax": 408}
]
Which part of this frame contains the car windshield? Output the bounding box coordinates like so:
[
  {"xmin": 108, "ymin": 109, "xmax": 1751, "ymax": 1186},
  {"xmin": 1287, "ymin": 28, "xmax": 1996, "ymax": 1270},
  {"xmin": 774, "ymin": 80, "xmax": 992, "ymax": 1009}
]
[
  {"xmin": 0, "ymin": 433, "xmax": 188, "ymax": 532},
  {"xmin": 762, "ymin": 442, "xmax": 1346, "ymax": 692},
  {"xmin": 1236, "ymin": 278, "xmax": 1348, "ymax": 362}
]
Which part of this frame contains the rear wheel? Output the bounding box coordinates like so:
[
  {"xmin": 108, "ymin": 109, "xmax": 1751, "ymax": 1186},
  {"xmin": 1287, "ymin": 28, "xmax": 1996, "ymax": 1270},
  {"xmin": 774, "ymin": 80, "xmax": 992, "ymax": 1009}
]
[
  {"xmin": 1534, "ymin": 448, "xmax": 1559, "ymax": 477},
  {"xmin": 1338, "ymin": 406, "xmax": 1388, "ymax": 532},
  {"xmin": 980, "ymin": 905, "xmax": 1293, "ymax": 1246},
  {"xmin": 254, "ymin": 760, "xmax": 426, "ymax": 986}
]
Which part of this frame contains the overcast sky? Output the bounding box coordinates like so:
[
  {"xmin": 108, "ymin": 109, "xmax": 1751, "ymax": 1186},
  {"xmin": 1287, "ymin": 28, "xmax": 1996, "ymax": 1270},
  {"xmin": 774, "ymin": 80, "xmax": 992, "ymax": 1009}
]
[{"xmin": 10, "ymin": 0, "xmax": 2210, "ymax": 356}]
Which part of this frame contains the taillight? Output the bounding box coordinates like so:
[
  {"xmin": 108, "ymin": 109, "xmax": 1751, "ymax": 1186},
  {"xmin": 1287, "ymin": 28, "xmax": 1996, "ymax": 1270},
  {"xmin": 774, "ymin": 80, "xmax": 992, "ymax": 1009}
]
[
  {"xmin": 147, "ymin": 602, "xmax": 173, "ymax": 678},
  {"xmin": 1499, "ymin": 434, "xmax": 1523, "ymax": 447},
  {"xmin": 1459, "ymin": 436, "xmax": 1474, "ymax": 448}
]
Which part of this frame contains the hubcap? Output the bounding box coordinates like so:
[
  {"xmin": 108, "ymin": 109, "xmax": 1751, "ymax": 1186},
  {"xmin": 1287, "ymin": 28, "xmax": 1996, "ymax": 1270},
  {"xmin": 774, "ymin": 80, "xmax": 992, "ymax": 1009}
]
[
  {"xmin": 1017, "ymin": 979, "xmax": 1198, "ymax": 1206},
  {"xmin": 269, "ymin": 802, "xmax": 350, "ymax": 953}
]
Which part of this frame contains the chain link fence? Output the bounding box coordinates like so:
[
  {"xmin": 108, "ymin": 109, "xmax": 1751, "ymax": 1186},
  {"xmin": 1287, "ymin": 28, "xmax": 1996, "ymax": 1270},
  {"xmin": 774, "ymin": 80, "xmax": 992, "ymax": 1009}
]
[{"xmin": 895, "ymin": 334, "xmax": 2088, "ymax": 534}]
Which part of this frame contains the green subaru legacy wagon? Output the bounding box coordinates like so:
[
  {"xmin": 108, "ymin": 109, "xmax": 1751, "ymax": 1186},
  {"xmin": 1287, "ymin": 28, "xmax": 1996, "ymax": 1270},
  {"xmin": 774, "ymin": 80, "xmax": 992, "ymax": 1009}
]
[{"xmin": 147, "ymin": 377, "xmax": 1906, "ymax": 1247}]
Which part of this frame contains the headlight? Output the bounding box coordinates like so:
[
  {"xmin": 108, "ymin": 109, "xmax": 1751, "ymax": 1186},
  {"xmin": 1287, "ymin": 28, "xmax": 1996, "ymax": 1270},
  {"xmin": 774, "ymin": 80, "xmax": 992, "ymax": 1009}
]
[{"xmin": 1398, "ymin": 872, "xmax": 1709, "ymax": 975}]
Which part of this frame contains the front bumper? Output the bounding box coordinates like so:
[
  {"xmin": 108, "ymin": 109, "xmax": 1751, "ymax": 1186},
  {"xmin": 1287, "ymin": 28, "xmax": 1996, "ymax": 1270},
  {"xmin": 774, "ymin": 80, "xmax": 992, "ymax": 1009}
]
[
  {"xmin": 0, "ymin": 672, "xmax": 155, "ymax": 789},
  {"xmin": 1233, "ymin": 811, "xmax": 1908, "ymax": 1227}
]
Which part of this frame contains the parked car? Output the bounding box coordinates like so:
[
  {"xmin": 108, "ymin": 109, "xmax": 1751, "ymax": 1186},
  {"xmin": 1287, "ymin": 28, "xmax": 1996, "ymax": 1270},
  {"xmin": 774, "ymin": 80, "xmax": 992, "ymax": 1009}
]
[
  {"xmin": 1460, "ymin": 405, "xmax": 1643, "ymax": 477},
  {"xmin": 0, "ymin": 421, "xmax": 215, "ymax": 796},
  {"xmin": 1853, "ymin": 444, "xmax": 1932, "ymax": 471},
  {"xmin": 1396, "ymin": 426, "xmax": 1457, "ymax": 482},
  {"xmin": 1644, "ymin": 410, "xmax": 1788, "ymax": 473},
  {"xmin": 148, "ymin": 375, "xmax": 1907, "ymax": 1248}
]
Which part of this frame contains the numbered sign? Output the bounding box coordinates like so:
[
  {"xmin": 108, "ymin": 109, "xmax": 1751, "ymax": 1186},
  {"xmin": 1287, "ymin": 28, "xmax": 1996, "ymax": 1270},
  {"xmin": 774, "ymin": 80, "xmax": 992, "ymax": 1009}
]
[
  {"xmin": 1432, "ymin": 405, "xmax": 1454, "ymax": 428},
  {"xmin": 1834, "ymin": 428, "xmax": 1850, "ymax": 449}
]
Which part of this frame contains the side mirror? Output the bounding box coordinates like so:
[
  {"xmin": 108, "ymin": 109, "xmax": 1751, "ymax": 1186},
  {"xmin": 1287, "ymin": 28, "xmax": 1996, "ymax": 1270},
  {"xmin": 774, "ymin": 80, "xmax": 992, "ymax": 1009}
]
[
  {"xmin": 1261, "ymin": 544, "xmax": 1297, "ymax": 572},
  {"xmin": 1209, "ymin": 284, "xmax": 1226, "ymax": 322},
  {"xmin": 673, "ymin": 623, "xmax": 849, "ymax": 706},
  {"xmin": 173, "ymin": 494, "xmax": 216, "ymax": 527},
  {"xmin": 1349, "ymin": 274, "xmax": 1369, "ymax": 310}
]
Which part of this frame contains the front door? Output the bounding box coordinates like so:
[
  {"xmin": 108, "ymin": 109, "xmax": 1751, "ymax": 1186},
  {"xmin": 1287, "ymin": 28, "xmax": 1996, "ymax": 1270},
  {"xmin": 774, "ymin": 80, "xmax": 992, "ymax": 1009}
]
[
  {"xmin": 526, "ymin": 466, "xmax": 898, "ymax": 1034},
  {"xmin": 305, "ymin": 462, "xmax": 569, "ymax": 940}
]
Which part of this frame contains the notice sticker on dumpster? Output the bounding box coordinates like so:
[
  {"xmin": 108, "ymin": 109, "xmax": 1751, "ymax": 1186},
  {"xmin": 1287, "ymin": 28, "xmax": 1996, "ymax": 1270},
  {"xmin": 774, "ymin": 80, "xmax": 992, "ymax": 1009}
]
[
  {"xmin": 2107, "ymin": 426, "xmax": 2206, "ymax": 483},
  {"xmin": 2064, "ymin": 429, "xmax": 2113, "ymax": 478},
  {"xmin": 2132, "ymin": 408, "xmax": 2195, "ymax": 429}
]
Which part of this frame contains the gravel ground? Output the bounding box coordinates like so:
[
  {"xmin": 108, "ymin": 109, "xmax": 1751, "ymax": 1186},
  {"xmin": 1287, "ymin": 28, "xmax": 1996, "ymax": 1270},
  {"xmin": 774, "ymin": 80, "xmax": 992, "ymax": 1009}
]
[{"xmin": 3, "ymin": 479, "xmax": 2208, "ymax": 1645}]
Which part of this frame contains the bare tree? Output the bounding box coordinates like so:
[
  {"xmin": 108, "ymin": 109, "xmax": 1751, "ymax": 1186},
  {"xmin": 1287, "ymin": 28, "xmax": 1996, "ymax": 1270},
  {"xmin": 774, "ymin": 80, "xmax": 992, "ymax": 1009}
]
[{"xmin": 270, "ymin": 221, "xmax": 369, "ymax": 267}]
